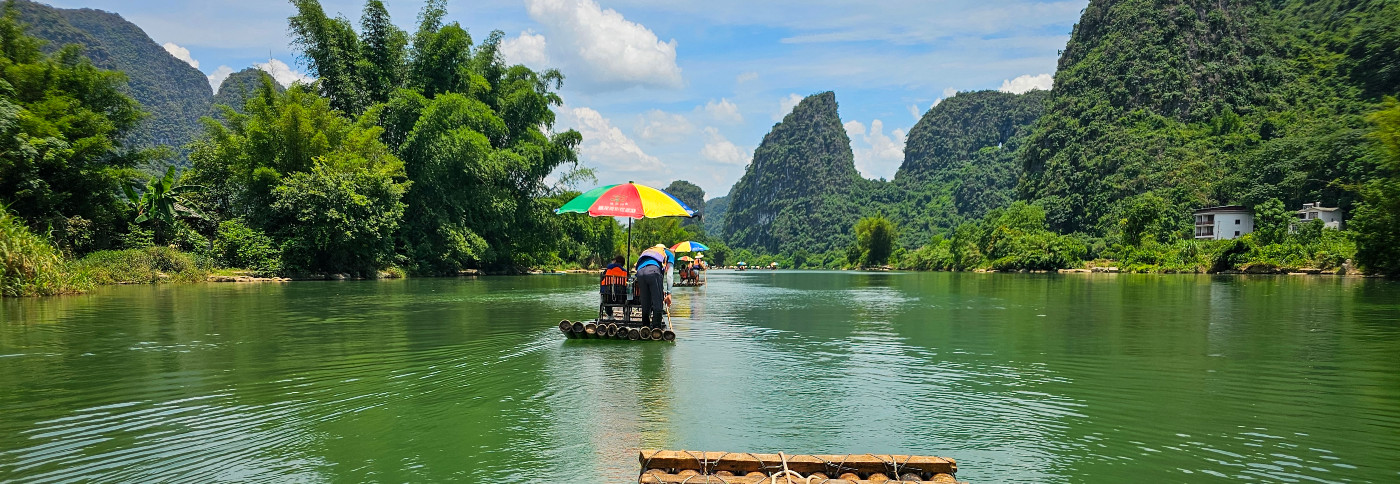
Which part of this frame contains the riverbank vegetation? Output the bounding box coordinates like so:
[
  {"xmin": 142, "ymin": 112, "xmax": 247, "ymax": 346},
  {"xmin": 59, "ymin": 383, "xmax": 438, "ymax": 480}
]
[{"xmin": 4, "ymin": 0, "xmax": 1400, "ymax": 298}]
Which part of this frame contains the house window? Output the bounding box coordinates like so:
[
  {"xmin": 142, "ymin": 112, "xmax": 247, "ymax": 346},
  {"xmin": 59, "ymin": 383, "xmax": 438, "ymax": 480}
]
[
  {"xmin": 1235, "ymin": 219, "xmax": 1240, "ymax": 225},
  {"xmin": 1234, "ymin": 231, "xmax": 1241, "ymax": 236}
]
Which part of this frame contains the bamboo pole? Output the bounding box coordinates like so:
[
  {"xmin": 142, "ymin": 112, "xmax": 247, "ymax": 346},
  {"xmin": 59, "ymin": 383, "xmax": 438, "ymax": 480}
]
[
  {"xmin": 638, "ymin": 451, "xmax": 957, "ymax": 476},
  {"xmin": 571, "ymin": 321, "xmax": 585, "ymax": 334},
  {"xmin": 637, "ymin": 473, "xmax": 958, "ymax": 484},
  {"xmin": 628, "ymin": 327, "xmax": 641, "ymax": 340},
  {"xmin": 661, "ymin": 329, "xmax": 676, "ymax": 341},
  {"xmin": 584, "ymin": 322, "xmax": 598, "ymax": 338},
  {"xmin": 649, "ymin": 328, "xmax": 664, "ymax": 340}
]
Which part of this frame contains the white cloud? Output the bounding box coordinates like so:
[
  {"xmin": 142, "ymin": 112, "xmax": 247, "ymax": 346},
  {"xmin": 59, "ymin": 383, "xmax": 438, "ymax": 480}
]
[
  {"xmin": 999, "ymin": 73, "xmax": 1053, "ymax": 94},
  {"xmin": 255, "ymin": 59, "xmax": 314, "ymax": 87},
  {"xmin": 930, "ymin": 87, "xmax": 958, "ymax": 109},
  {"xmin": 773, "ymin": 93, "xmax": 803, "ymax": 121},
  {"xmin": 559, "ymin": 106, "xmax": 664, "ymax": 173},
  {"xmin": 700, "ymin": 127, "xmax": 750, "ymax": 166},
  {"xmin": 524, "ymin": 0, "xmax": 683, "ymax": 90},
  {"xmin": 207, "ymin": 65, "xmax": 234, "ymax": 91},
  {"xmin": 736, "ymin": 71, "xmax": 758, "ymax": 83},
  {"xmin": 703, "ymin": 98, "xmax": 743, "ymax": 124},
  {"xmin": 908, "ymin": 104, "xmax": 922, "ymax": 120},
  {"xmin": 501, "ymin": 30, "xmax": 550, "ymax": 69},
  {"xmin": 845, "ymin": 119, "xmax": 906, "ymax": 180},
  {"xmin": 635, "ymin": 109, "xmax": 695, "ymax": 142},
  {"xmin": 162, "ymin": 42, "xmax": 199, "ymax": 68}
]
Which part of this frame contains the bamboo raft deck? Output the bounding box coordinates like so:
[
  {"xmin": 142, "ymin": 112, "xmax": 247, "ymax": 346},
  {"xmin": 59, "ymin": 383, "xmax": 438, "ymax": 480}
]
[
  {"xmin": 558, "ymin": 318, "xmax": 676, "ymax": 341},
  {"xmin": 638, "ymin": 450, "xmax": 965, "ymax": 483}
]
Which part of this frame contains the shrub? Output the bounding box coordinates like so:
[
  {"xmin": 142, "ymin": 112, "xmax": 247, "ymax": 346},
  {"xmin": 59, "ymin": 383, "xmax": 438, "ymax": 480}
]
[
  {"xmin": 1, "ymin": 209, "xmax": 90, "ymax": 296},
  {"xmin": 212, "ymin": 220, "xmax": 281, "ymax": 276},
  {"xmin": 74, "ymin": 246, "xmax": 211, "ymax": 285}
]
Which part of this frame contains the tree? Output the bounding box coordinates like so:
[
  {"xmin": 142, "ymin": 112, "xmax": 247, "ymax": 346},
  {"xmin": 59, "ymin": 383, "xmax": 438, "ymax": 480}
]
[
  {"xmin": 1252, "ymin": 198, "xmax": 1291, "ymax": 245},
  {"xmin": 1353, "ymin": 98, "xmax": 1400, "ymax": 276},
  {"xmin": 186, "ymin": 80, "xmax": 408, "ymax": 274},
  {"xmin": 273, "ymin": 155, "xmax": 406, "ymax": 274},
  {"xmin": 1114, "ymin": 192, "xmax": 1181, "ymax": 246},
  {"xmin": 0, "ymin": 5, "xmax": 144, "ymax": 252},
  {"xmin": 854, "ymin": 216, "xmax": 897, "ymax": 267},
  {"xmin": 123, "ymin": 166, "xmax": 202, "ymax": 244}
]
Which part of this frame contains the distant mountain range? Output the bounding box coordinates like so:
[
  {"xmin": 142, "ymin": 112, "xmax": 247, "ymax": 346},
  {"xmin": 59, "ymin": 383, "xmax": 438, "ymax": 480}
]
[
  {"xmin": 713, "ymin": 0, "xmax": 1399, "ymax": 254},
  {"xmin": 9, "ymin": 0, "xmax": 211, "ymax": 152},
  {"xmin": 8, "ymin": 0, "xmax": 294, "ymax": 159}
]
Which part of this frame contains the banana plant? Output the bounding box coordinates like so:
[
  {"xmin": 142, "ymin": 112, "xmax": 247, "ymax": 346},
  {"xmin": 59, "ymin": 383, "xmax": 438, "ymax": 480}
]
[{"xmin": 124, "ymin": 167, "xmax": 204, "ymax": 240}]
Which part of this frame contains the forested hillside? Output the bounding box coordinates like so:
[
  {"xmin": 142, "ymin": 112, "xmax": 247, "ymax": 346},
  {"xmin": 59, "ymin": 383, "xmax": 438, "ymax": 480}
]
[
  {"xmin": 721, "ymin": 92, "xmax": 861, "ymax": 253},
  {"xmin": 1019, "ymin": 0, "xmax": 1399, "ymax": 234},
  {"xmin": 7, "ymin": 0, "xmax": 212, "ymax": 152},
  {"xmin": 212, "ymin": 68, "xmax": 284, "ymax": 116},
  {"xmin": 877, "ymin": 89, "xmax": 1049, "ymax": 246},
  {"xmin": 703, "ymin": 196, "xmax": 729, "ymax": 236}
]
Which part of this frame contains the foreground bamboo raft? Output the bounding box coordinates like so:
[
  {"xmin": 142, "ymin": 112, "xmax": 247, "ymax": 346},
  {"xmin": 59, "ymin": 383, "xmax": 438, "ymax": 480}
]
[
  {"xmin": 638, "ymin": 450, "xmax": 965, "ymax": 483},
  {"xmin": 558, "ymin": 320, "xmax": 676, "ymax": 342}
]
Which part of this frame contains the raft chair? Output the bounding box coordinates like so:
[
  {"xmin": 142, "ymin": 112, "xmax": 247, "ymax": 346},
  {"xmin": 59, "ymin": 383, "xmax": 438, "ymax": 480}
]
[{"xmin": 599, "ymin": 266, "xmax": 631, "ymax": 322}]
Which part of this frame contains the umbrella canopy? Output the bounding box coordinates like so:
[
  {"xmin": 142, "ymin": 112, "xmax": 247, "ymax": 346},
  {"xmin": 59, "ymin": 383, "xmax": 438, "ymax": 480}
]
[
  {"xmin": 670, "ymin": 240, "xmax": 709, "ymax": 252},
  {"xmin": 556, "ymin": 183, "xmax": 694, "ymax": 219},
  {"xmin": 679, "ymin": 256, "xmax": 694, "ymax": 262},
  {"xmin": 737, "ymin": 261, "xmax": 747, "ymax": 266}
]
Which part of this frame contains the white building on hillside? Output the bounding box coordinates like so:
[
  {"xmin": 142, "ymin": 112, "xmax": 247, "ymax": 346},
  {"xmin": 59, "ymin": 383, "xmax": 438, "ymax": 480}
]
[
  {"xmin": 1194, "ymin": 205, "xmax": 1254, "ymax": 240},
  {"xmin": 1296, "ymin": 202, "xmax": 1344, "ymax": 229}
]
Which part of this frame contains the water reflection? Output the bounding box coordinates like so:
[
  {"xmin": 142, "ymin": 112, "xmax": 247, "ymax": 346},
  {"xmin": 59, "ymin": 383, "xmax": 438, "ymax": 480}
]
[{"xmin": 1, "ymin": 273, "xmax": 1398, "ymax": 483}]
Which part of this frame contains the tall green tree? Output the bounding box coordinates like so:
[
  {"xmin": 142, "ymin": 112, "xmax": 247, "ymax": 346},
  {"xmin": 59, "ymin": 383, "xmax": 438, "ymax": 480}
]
[
  {"xmin": 288, "ymin": 0, "xmax": 582, "ymax": 273},
  {"xmin": 1353, "ymin": 98, "xmax": 1400, "ymax": 276},
  {"xmin": 186, "ymin": 79, "xmax": 408, "ymax": 274},
  {"xmin": 0, "ymin": 4, "xmax": 144, "ymax": 252},
  {"xmin": 853, "ymin": 216, "xmax": 897, "ymax": 267}
]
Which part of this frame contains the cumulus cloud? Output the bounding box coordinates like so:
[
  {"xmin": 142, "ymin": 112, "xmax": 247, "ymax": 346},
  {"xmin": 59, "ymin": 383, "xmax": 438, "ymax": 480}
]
[
  {"xmin": 844, "ymin": 119, "xmax": 906, "ymax": 180},
  {"xmin": 523, "ymin": 0, "xmax": 683, "ymax": 90},
  {"xmin": 999, "ymin": 73, "xmax": 1053, "ymax": 94},
  {"xmin": 162, "ymin": 42, "xmax": 199, "ymax": 69},
  {"xmin": 700, "ymin": 127, "xmax": 750, "ymax": 166},
  {"xmin": 773, "ymin": 93, "xmax": 803, "ymax": 121},
  {"xmin": 559, "ymin": 106, "xmax": 664, "ymax": 172},
  {"xmin": 501, "ymin": 30, "xmax": 549, "ymax": 69},
  {"xmin": 736, "ymin": 71, "xmax": 758, "ymax": 83},
  {"xmin": 930, "ymin": 86, "xmax": 958, "ymax": 109},
  {"xmin": 635, "ymin": 109, "xmax": 695, "ymax": 142},
  {"xmin": 206, "ymin": 65, "xmax": 234, "ymax": 90},
  {"xmin": 255, "ymin": 59, "xmax": 314, "ymax": 87},
  {"xmin": 703, "ymin": 98, "xmax": 743, "ymax": 124}
]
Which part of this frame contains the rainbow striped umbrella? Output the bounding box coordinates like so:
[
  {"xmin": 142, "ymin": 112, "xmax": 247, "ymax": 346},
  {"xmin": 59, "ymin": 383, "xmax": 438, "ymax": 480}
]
[
  {"xmin": 556, "ymin": 183, "xmax": 694, "ymax": 218},
  {"xmin": 556, "ymin": 182, "xmax": 695, "ymax": 269}
]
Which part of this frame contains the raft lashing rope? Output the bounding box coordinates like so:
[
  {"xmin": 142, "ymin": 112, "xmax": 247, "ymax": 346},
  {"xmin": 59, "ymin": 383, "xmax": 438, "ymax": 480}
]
[
  {"xmin": 558, "ymin": 320, "xmax": 676, "ymax": 342},
  {"xmin": 637, "ymin": 450, "xmax": 966, "ymax": 483}
]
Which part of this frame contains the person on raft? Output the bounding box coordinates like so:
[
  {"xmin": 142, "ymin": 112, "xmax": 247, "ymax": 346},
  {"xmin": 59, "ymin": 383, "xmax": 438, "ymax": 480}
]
[
  {"xmin": 635, "ymin": 245, "xmax": 673, "ymax": 329},
  {"xmin": 604, "ymin": 255, "xmax": 625, "ymax": 272}
]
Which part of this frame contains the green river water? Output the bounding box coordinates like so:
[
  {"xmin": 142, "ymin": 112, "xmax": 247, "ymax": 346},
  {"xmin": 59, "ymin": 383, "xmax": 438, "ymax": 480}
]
[{"xmin": 1, "ymin": 271, "xmax": 1398, "ymax": 483}]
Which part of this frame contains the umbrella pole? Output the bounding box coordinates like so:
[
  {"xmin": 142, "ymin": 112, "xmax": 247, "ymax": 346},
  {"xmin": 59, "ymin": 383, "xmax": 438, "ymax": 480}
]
[{"xmin": 627, "ymin": 218, "xmax": 633, "ymax": 268}]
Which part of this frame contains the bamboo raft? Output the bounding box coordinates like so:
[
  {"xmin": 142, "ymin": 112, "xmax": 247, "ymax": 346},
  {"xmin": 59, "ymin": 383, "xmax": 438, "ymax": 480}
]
[
  {"xmin": 673, "ymin": 279, "xmax": 705, "ymax": 287},
  {"xmin": 558, "ymin": 319, "xmax": 676, "ymax": 341},
  {"xmin": 638, "ymin": 450, "xmax": 965, "ymax": 483}
]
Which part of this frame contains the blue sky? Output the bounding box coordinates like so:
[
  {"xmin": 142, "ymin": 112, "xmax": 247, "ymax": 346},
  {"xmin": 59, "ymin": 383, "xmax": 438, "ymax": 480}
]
[{"xmin": 44, "ymin": 0, "xmax": 1086, "ymax": 199}]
